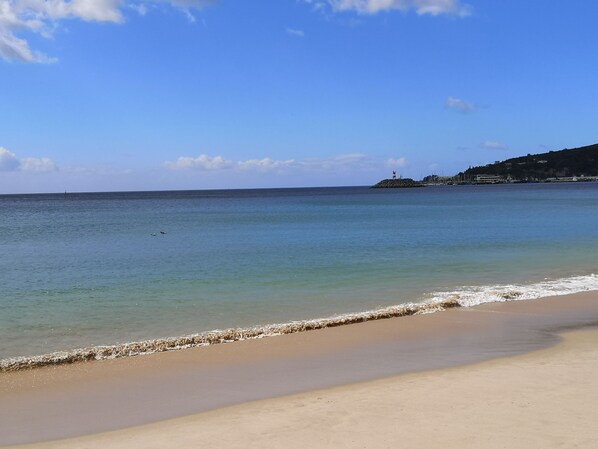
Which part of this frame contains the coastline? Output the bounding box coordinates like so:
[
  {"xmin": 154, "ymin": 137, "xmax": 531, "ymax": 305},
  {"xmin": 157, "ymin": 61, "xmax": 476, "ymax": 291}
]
[
  {"xmin": 2, "ymin": 291, "xmax": 598, "ymax": 446},
  {"xmin": 0, "ymin": 298, "xmax": 460, "ymax": 373},
  {"xmin": 3, "ymin": 273, "xmax": 597, "ymax": 372}
]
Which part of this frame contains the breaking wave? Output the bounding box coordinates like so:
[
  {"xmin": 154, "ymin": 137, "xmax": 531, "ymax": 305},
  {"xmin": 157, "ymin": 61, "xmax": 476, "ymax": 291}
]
[
  {"xmin": 429, "ymin": 274, "xmax": 598, "ymax": 307},
  {"xmin": 1, "ymin": 274, "xmax": 597, "ymax": 372}
]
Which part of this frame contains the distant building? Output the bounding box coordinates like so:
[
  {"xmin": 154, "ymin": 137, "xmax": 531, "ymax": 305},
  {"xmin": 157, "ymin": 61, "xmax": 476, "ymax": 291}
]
[
  {"xmin": 474, "ymin": 174, "xmax": 504, "ymax": 184},
  {"xmin": 422, "ymin": 175, "xmax": 455, "ymax": 185}
]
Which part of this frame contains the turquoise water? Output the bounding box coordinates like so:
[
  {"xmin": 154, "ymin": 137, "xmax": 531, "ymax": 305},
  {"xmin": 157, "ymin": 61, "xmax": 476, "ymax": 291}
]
[{"xmin": 1, "ymin": 184, "xmax": 598, "ymax": 360}]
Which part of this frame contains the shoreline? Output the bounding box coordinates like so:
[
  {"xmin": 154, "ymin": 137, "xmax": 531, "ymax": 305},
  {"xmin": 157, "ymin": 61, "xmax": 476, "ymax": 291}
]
[
  {"xmin": 3, "ymin": 273, "xmax": 598, "ymax": 372},
  {"xmin": 1, "ymin": 291, "xmax": 598, "ymax": 445},
  {"xmin": 0, "ymin": 298, "xmax": 460, "ymax": 373}
]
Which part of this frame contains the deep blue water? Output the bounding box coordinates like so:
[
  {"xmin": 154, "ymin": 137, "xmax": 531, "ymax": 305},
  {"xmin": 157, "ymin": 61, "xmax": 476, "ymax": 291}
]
[{"xmin": 1, "ymin": 183, "xmax": 598, "ymax": 359}]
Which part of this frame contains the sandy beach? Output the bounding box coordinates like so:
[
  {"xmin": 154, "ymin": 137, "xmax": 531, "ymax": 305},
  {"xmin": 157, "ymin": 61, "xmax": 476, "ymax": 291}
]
[
  {"xmin": 2, "ymin": 292, "xmax": 598, "ymax": 448},
  {"xmin": 9, "ymin": 327, "xmax": 598, "ymax": 449}
]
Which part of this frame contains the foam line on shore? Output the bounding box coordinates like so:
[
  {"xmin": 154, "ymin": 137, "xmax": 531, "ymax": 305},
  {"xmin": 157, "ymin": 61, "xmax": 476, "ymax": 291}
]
[
  {"xmin": 2, "ymin": 273, "xmax": 597, "ymax": 372},
  {"xmin": 0, "ymin": 299, "xmax": 459, "ymax": 372}
]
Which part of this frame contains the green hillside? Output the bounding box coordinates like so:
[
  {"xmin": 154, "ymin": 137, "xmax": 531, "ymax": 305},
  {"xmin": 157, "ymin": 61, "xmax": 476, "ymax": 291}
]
[{"xmin": 460, "ymin": 143, "xmax": 598, "ymax": 181}]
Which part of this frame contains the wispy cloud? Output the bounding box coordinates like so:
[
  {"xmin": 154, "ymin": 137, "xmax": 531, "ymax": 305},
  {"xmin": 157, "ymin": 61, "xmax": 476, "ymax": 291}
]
[
  {"xmin": 0, "ymin": 146, "xmax": 57, "ymax": 172},
  {"xmin": 238, "ymin": 157, "xmax": 296, "ymax": 171},
  {"xmin": 386, "ymin": 157, "xmax": 407, "ymax": 168},
  {"xmin": 128, "ymin": 3, "xmax": 147, "ymax": 15},
  {"xmin": 306, "ymin": 0, "xmax": 472, "ymax": 17},
  {"xmin": 0, "ymin": 0, "xmax": 217, "ymax": 63},
  {"xmin": 60, "ymin": 164, "xmax": 133, "ymax": 175},
  {"xmin": 302, "ymin": 153, "xmax": 368, "ymax": 170},
  {"xmin": 19, "ymin": 157, "xmax": 57, "ymax": 173},
  {"xmin": 0, "ymin": 146, "xmax": 20, "ymax": 171},
  {"xmin": 163, "ymin": 154, "xmax": 235, "ymax": 171},
  {"xmin": 286, "ymin": 27, "xmax": 305, "ymax": 37},
  {"xmin": 168, "ymin": 0, "xmax": 217, "ymax": 8},
  {"xmin": 446, "ymin": 96, "xmax": 476, "ymax": 114},
  {"xmin": 163, "ymin": 152, "xmax": 378, "ymax": 173},
  {"xmin": 303, "ymin": 0, "xmax": 328, "ymax": 12},
  {"xmin": 479, "ymin": 141, "xmax": 508, "ymax": 151}
]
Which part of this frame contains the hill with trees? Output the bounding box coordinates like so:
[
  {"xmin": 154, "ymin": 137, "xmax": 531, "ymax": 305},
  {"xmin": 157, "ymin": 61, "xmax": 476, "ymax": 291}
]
[{"xmin": 460, "ymin": 143, "xmax": 598, "ymax": 182}]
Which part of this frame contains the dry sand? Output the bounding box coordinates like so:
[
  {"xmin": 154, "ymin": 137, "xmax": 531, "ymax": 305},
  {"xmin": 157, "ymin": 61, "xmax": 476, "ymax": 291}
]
[{"xmin": 8, "ymin": 328, "xmax": 598, "ymax": 449}]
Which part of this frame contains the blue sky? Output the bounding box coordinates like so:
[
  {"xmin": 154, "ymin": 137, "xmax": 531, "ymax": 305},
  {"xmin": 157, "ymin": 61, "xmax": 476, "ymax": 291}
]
[{"xmin": 1, "ymin": 0, "xmax": 597, "ymax": 193}]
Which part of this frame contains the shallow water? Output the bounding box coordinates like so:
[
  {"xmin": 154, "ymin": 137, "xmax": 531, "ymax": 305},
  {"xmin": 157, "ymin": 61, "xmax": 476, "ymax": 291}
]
[{"xmin": 1, "ymin": 183, "xmax": 598, "ymax": 359}]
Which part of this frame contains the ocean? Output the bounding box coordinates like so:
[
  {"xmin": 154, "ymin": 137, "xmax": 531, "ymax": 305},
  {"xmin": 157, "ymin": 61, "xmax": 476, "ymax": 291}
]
[{"xmin": 1, "ymin": 183, "xmax": 598, "ymax": 365}]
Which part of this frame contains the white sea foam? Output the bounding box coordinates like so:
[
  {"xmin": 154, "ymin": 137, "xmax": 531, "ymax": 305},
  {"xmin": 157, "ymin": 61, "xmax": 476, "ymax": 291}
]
[
  {"xmin": 1, "ymin": 273, "xmax": 597, "ymax": 372},
  {"xmin": 429, "ymin": 274, "xmax": 598, "ymax": 307}
]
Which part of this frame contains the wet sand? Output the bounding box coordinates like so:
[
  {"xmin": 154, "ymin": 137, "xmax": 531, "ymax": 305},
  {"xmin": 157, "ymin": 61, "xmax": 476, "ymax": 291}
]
[{"xmin": 1, "ymin": 292, "xmax": 598, "ymax": 446}]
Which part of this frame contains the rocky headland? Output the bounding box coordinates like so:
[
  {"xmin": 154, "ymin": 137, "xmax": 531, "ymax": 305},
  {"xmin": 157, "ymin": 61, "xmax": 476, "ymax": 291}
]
[{"xmin": 372, "ymin": 178, "xmax": 425, "ymax": 188}]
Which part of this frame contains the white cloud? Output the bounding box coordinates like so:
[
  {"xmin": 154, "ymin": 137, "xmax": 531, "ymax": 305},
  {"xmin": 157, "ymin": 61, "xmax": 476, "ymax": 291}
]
[
  {"xmin": 0, "ymin": 0, "xmax": 123, "ymax": 62},
  {"xmin": 286, "ymin": 27, "xmax": 304, "ymax": 37},
  {"xmin": 318, "ymin": 0, "xmax": 471, "ymax": 16},
  {"xmin": 164, "ymin": 154, "xmax": 296, "ymax": 172},
  {"xmin": 0, "ymin": 146, "xmax": 57, "ymax": 172},
  {"xmin": 145, "ymin": 0, "xmax": 216, "ymax": 25},
  {"xmin": 446, "ymin": 96, "xmax": 476, "ymax": 114},
  {"xmin": 163, "ymin": 154, "xmax": 234, "ymax": 171},
  {"xmin": 19, "ymin": 157, "xmax": 57, "ymax": 172},
  {"xmin": 69, "ymin": 0, "xmax": 125, "ymax": 22},
  {"xmin": 164, "ymin": 152, "xmax": 373, "ymax": 173},
  {"xmin": 386, "ymin": 157, "xmax": 407, "ymax": 168},
  {"xmin": 238, "ymin": 157, "xmax": 296, "ymax": 171},
  {"xmin": 8, "ymin": 0, "xmax": 125, "ymax": 24},
  {"xmin": 0, "ymin": 146, "xmax": 20, "ymax": 171},
  {"xmin": 479, "ymin": 141, "xmax": 508, "ymax": 150},
  {"xmin": 0, "ymin": 0, "xmax": 216, "ymax": 63}
]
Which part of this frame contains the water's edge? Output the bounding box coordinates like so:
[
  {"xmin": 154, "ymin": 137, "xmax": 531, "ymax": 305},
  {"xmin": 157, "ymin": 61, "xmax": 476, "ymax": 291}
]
[
  {"xmin": 3, "ymin": 273, "xmax": 597, "ymax": 372},
  {"xmin": 0, "ymin": 300, "xmax": 460, "ymax": 372}
]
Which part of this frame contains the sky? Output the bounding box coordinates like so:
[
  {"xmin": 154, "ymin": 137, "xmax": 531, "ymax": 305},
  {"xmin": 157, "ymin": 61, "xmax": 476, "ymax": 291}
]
[{"xmin": 1, "ymin": 0, "xmax": 597, "ymax": 193}]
